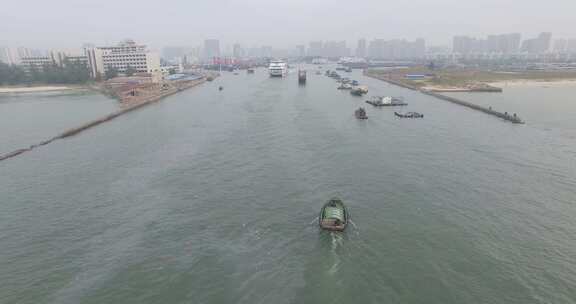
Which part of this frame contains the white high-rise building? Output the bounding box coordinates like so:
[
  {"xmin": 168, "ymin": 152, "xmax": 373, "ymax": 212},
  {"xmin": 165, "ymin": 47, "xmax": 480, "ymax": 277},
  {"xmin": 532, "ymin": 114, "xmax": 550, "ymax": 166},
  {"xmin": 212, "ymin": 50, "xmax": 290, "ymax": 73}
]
[
  {"xmin": 0, "ymin": 47, "xmax": 31, "ymax": 65},
  {"xmin": 203, "ymin": 39, "xmax": 220, "ymax": 61},
  {"xmin": 356, "ymin": 39, "xmax": 367, "ymax": 58},
  {"xmin": 85, "ymin": 39, "xmax": 160, "ymax": 79},
  {"xmin": 0, "ymin": 48, "xmax": 17, "ymax": 65}
]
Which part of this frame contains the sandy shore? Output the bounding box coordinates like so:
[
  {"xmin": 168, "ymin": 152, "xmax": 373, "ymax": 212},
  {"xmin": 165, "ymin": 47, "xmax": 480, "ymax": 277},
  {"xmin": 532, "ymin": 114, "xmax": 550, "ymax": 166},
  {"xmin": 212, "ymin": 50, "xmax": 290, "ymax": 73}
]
[
  {"xmin": 487, "ymin": 79, "xmax": 576, "ymax": 88},
  {"xmin": 0, "ymin": 86, "xmax": 76, "ymax": 93}
]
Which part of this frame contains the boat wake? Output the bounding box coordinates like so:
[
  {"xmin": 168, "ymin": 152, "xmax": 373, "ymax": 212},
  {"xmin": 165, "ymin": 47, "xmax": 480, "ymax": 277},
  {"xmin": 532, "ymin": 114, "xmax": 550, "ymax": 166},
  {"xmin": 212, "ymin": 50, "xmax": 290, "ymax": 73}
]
[
  {"xmin": 349, "ymin": 219, "xmax": 360, "ymax": 236},
  {"xmin": 328, "ymin": 232, "xmax": 343, "ymax": 275},
  {"xmin": 309, "ymin": 216, "xmax": 319, "ymax": 225}
]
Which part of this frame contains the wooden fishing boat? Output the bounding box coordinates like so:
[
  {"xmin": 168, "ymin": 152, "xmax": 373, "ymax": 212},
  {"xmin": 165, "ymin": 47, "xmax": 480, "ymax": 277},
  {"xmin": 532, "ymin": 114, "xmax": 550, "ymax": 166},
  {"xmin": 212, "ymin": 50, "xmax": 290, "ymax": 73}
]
[
  {"xmin": 394, "ymin": 111, "xmax": 423, "ymax": 118},
  {"xmin": 319, "ymin": 198, "xmax": 349, "ymax": 231},
  {"xmin": 337, "ymin": 83, "xmax": 352, "ymax": 90},
  {"xmin": 350, "ymin": 86, "xmax": 368, "ymax": 96},
  {"xmin": 366, "ymin": 96, "xmax": 408, "ymax": 107},
  {"xmin": 355, "ymin": 107, "xmax": 368, "ymax": 119},
  {"xmin": 298, "ymin": 70, "xmax": 307, "ymax": 84}
]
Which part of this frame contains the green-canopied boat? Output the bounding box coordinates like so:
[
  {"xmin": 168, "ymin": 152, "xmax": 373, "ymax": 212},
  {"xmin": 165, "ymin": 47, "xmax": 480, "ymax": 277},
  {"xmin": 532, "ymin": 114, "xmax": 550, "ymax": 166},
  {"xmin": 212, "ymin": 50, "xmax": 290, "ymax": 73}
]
[{"xmin": 319, "ymin": 198, "xmax": 349, "ymax": 232}]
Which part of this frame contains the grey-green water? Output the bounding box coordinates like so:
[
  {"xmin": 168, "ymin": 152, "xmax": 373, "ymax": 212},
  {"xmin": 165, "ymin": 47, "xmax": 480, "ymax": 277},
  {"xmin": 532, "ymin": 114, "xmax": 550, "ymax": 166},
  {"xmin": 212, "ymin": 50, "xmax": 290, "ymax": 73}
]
[
  {"xmin": 1, "ymin": 68, "xmax": 575, "ymax": 303},
  {"xmin": 0, "ymin": 90, "xmax": 118, "ymax": 154}
]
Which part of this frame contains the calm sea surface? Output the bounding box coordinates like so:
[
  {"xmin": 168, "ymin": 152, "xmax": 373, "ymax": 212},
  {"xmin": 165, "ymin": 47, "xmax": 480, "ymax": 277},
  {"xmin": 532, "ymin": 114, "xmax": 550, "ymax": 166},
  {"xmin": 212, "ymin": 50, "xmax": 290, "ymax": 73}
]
[{"xmin": 1, "ymin": 68, "xmax": 575, "ymax": 303}]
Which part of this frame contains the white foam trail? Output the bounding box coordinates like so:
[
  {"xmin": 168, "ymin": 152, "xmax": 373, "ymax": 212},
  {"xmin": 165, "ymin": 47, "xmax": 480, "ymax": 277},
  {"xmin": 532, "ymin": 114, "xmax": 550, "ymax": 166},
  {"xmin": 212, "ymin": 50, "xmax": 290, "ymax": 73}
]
[
  {"xmin": 328, "ymin": 232, "xmax": 343, "ymax": 275},
  {"xmin": 309, "ymin": 216, "xmax": 319, "ymax": 225},
  {"xmin": 349, "ymin": 220, "xmax": 359, "ymax": 230}
]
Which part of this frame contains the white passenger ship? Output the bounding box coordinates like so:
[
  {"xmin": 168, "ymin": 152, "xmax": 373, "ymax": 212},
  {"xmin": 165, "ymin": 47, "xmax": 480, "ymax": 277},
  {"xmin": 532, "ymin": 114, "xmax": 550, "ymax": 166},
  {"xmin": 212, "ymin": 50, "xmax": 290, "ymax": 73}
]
[{"xmin": 268, "ymin": 60, "xmax": 287, "ymax": 77}]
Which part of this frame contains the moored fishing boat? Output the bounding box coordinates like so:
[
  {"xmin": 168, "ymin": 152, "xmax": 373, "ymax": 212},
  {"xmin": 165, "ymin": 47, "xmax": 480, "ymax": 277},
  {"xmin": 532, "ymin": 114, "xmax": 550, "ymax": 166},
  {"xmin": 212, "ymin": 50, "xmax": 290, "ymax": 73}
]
[
  {"xmin": 351, "ymin": 86, "xmax": 369, "ymax": 96},
  {"xmin": 298, "ymin": 69, "xmax": 307, "ymax": 84},
  {"xmin": 366, "ymin": 96, "xmax": 408, "ymax": 107},
  {"xmin": 355, "ymin": 107, "xmax": 368, "ymax": 119},
  {"xmin": 319, "ymin": 198, "xmax": 349, "ymax": 231},
  {"xmin": 395, "ymin": 111, "xmax": 424, "ymax": 118}
]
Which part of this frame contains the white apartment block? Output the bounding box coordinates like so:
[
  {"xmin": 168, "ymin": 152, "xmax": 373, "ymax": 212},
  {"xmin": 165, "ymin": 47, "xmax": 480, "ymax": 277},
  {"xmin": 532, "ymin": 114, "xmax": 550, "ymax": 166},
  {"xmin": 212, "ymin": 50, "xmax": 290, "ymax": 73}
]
[
  {"xmin": 20, "ymin": 50, "xmax": 88, "ymax": 69},
  {"xmin": 85, "ymin": 39, "xmax": 160, "ymax": 79}
]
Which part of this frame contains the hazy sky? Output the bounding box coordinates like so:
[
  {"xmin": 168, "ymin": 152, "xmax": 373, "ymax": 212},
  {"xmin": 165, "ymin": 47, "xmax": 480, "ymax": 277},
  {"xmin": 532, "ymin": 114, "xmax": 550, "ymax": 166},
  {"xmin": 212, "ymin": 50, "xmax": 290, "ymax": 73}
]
[{"xmin": 2, "ymin": 0, "xmax": 576, "ymax": 50}]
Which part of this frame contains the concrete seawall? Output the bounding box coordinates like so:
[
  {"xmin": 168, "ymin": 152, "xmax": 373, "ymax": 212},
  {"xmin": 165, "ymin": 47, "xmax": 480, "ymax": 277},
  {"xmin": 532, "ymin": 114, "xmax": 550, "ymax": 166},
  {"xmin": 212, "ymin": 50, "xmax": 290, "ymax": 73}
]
[
  {"xmin": 365, "ymin": 73, "xmax": 524, "ymax": 124},
  {"xmin": 0, "ymin": 79, "xmax": 206, "ymax": 162}
]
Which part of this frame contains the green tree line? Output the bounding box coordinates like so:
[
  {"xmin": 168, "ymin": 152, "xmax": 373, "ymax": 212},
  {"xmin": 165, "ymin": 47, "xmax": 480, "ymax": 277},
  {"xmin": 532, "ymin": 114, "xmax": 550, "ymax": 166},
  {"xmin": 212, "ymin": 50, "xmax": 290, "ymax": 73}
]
[{"xmin": 0, "ymin": 59, "xmax": 91, "ymax": 86}]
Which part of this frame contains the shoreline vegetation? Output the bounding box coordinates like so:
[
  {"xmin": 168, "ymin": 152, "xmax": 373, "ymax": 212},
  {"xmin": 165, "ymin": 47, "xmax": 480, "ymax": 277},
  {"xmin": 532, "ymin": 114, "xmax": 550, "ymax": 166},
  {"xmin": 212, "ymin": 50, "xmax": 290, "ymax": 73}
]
[{"xmin": 368, "ymin": 67, "xmax": 576, "ymax": 92}]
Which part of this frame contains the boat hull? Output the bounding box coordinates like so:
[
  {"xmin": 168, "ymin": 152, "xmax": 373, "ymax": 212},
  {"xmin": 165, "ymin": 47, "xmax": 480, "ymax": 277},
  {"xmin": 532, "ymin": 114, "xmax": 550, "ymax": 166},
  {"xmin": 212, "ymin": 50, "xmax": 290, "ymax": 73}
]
[
  {"xmin": 395, "ymin": 112, "xmax": 424, "ymax": 118},
  {"xmin": 366, "ymin": 101, "xmax": 408, "ymax": 107},
  {"xmin": 319, "ymin": 198, "xmax": 349, "ymax": 232}
]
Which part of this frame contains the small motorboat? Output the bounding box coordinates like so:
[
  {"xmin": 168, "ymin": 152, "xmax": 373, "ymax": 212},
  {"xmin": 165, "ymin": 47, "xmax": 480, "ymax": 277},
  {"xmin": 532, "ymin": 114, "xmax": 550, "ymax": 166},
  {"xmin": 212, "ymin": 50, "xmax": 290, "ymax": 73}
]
[
  {"xmin": 337, "ymin": 83, "xmax": 352, "ymax": 90},
  {"xmin": 395, "ymin": 111, "xmax": 424, "ymax": 118},
  {"xmin": 298, "ymin": 70, "xmax": 307, "ymax": 84},
  {"xmin": 350, "ymin": 86, "xmax": 369, "ymax": 96},
  {"xmin": 355, "ymin": 107, "xmax": 368, "ymax": 119},
  {"xmin": 319, "ymin": 198, "xmax": 349, "ymax": 232},
  {"xmin": 366, "ymin": 96, "xmax": 408, "ymax": 107}
]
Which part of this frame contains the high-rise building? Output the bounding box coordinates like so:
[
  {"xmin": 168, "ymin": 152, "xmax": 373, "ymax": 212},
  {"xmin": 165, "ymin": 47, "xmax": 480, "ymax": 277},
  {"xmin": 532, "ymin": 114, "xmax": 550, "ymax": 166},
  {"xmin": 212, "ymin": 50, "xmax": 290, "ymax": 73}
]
[
  {"xmin": 203, "ymin": 39, "xmax": 220, "ymax": 61},
  {"xmin": 502, "ymin": 33, "xmax": 521, "ymax": 54},
  {"xmin": 356, "ymin": 39, "xmax": 367, "ymax": 58},
  {"xmin": 368, "ymin": 38, "xmax": 425, "ymax": 59},
  {"xmin": 296, "ymin": 45, "xmax": 306, "ymax": 57},
  {"xmin": 308, "ymin": 41, "xmax": 323, "ymax": 57},
  {"xmin": 413, "ymin": 38, "xmax": 426, "ymax": 58},
  {"xmin": 162, "ymin": 47, "xmax": 192, "ymax": 61},
  {"xmin": 260, "ymin": 46, "xmax": 273, "ymax": 58},
  {"xmin": 553, "ymin": 38, "xmax": 576, "ymax": 53},
  {"xmin": 21, "ymin": 50, "xmax": 88, "ymax": 71},
  {"xmin": 454, "ymin": 33, "xmax": 521, "ymax": 55},
  {"xmin": 233, "ymin": 43, "xmax": 244, "ymax": 59},
  {"xmin": 567, "ymin": 39, "xmax": 576, "ymax": 53},
  {"xmin": 0, "ymin": 47, "xmax": 34, "ymax": 65},
  {"xmin": 0, "ymin": 48, "xmax": 17, "ymax": 65},
  {"xmin": 322, "ymin": 41, "xmax": 349, "ymax": 58},
  {"xmin": 453, "ymin": 36, "xmax": 478, "ymax": 54},
  {"xmin": 521, "ymin": 32, "xmax": 552, "ymax": 54},
  {"xmin": 554, "ymin": 39, "xmax": 567, "ymax": 52},
  {"xmin": 85, "ymin": 39, "xmax": 160, "ymax": 78}
]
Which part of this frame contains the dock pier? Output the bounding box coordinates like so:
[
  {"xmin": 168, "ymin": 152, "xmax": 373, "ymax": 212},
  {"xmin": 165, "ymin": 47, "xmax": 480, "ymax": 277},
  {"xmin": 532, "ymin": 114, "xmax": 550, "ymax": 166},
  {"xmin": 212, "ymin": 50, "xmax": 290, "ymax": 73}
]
[{"xmin": 366, "ymin": 73, "xmax": 524, "ymax": 124}]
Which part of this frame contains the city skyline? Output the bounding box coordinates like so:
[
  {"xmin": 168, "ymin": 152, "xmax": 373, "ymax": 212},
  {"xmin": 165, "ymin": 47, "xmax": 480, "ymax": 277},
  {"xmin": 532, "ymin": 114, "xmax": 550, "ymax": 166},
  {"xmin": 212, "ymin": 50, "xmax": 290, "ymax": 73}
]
[{"xmin": 2, "ymin": 0, "xmax": 576, "ymax": 49}]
